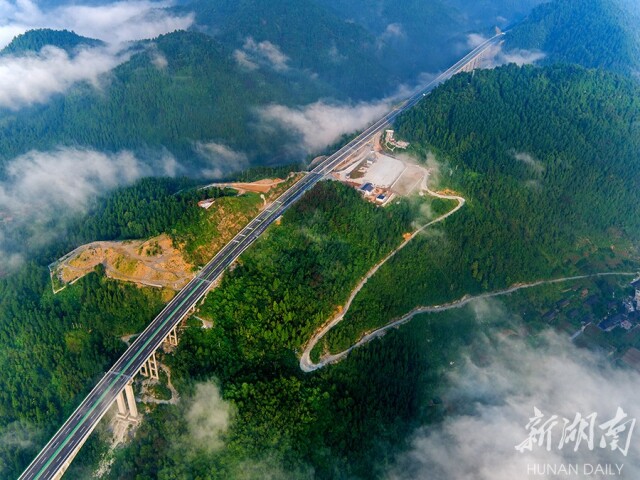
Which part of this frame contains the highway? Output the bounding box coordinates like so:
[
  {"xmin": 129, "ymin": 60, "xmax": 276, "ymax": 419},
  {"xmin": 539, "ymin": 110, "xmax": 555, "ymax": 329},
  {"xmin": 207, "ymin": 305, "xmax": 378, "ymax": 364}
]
[{"xmin": 19, "ymin": 32, "xmax": 504, "ymax": 480}]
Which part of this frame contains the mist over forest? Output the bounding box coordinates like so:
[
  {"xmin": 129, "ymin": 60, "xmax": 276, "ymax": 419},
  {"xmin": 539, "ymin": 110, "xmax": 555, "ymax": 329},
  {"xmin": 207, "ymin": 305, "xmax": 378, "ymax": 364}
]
[{"xmin": 3, "ymin": 1, "xmax": 640, "ymax": 479}]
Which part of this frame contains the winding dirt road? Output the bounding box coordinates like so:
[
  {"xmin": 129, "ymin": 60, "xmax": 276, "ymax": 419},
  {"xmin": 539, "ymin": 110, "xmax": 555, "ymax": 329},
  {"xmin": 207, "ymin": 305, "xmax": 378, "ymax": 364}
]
[
  {"xmin": 300, "ymin": 272, "xmax": 637, "ymax": 372},
  {"xmin": 300, "ymin": 174, "xmax": 466, "ymax": 372},
  {"xmin": 299, "ymin": 174, "xmax": 637, "ymax": 372}
]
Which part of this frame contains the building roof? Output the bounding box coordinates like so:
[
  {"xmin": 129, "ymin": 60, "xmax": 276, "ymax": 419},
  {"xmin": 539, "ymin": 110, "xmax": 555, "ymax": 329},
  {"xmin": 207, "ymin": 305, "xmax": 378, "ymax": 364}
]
[{"xmin": 598, "ymin": 313, "xmax": 626, "ymax": 331}]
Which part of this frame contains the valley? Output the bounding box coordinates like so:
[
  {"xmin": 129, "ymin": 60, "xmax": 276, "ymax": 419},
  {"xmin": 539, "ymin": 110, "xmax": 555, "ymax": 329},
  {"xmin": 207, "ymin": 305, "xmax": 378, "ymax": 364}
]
[{"xmin": 3, "ymin": 1, "xmax": 640, "ymax": 479}]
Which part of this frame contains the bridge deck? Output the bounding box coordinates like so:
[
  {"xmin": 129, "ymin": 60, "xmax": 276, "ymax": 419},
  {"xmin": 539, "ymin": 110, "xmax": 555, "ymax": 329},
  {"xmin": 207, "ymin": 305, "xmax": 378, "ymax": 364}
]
[{"xmin": 19, "ymin": 33, "xmax": 504, "ymax": 480}]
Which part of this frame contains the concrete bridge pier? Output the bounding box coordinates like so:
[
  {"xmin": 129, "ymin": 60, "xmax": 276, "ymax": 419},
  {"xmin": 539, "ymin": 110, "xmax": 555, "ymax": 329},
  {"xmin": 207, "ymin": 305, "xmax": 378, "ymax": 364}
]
[
  {"xmin": 459, "ymin": 56, "xmax": 481, "ymax": 73},
  {"xmin": 139, "ymin": 351, "xmax": 159, "ymax": 380},
  {"xmin": 115, "ymin": 381, "xmax": 139, "ymax": 422},
  {"xmin": 166, "ymin": 326, "xmax": 179, "ymax": 347}
]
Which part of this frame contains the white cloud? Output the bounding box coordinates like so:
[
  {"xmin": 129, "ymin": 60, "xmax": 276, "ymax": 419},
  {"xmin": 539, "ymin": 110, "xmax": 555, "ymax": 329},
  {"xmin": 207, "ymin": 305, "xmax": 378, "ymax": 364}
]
[
  {"xmin": 513, "ymin": 151, "xmax": 545, "ymax": 175},
  {"xmin": 150, "ymin": 50, "xmax": 168, "ymax": 70},
  {"xmin": 0, "ymin": 148, "xmax": 163, "ymax": 213},
  {"xmin": 0, "ymin": 0, "xmax": 194, "ymax": 48},
  {"xmin": 0, "ymin": 147, "xmax": 177, "ymax": 270},
  {"xmin": 185, "ymin": 383, "xmax": 234, "ymax": 453},
  {"xmin": 0, "ymin": 1, "xmax": 193, "ymax": 109},
  {"xmin": 388, "ymin": 328, "xmax": 640, "ymax": 479},
  {"xmin": 383, "ymin": 23, "xmax": 405, "ymax": 39},
  {"xmin": 233, "ymin": 49, "xmax": 258, "ymax": 71},
  {"xmin": 195, "ymin": 142, "xmax": 250, "ymax": 178},
  {"xmin": 234, "ymin": 37, "xmax": 289, "ymax": 72},
  {"xmin": 259, "ymin": 100, "xmax": 390, "ymax": 152},
  {"xmin": 467, "ymin": 33, "xmax": 491, "ymax": 49},
  {"xmin": 0, "ymin": 45, "xmax": 125, "ymax": 109},
  {"xmin": 376, "ymin": 23, "xmax": 406, "ymax": 51},
  {"xmin": 327, "ymin": 43, "xmax": 346, "ymax": 63},
  {"xmin": 467, "ymin": 33, "xmax": 546, "ymax": 68},
  {"xmin": 0, "ymin": 421, "xmax": 40, "ymax": 478},
  {"xmin": 499, "ymin": 48, "xmax": 547, "ymax": 66}
]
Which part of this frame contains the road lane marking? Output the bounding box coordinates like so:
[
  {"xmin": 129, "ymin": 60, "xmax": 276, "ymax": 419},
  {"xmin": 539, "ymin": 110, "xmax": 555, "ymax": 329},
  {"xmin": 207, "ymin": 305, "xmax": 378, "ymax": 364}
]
[
  {"xmin": 24, "ymin": 33, "xmax": 505, "ymax": 479},
  {"xmin": 32, "ymin": 275, "xmax": 210, "ymax": 478}
]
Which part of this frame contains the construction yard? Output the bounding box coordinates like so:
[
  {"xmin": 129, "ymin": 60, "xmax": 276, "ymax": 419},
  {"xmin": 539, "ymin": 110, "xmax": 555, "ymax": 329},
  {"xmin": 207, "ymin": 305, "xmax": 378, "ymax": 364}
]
[{"xmin": 332, "ymin": 132, "xmax": 426, "ymax": 205}]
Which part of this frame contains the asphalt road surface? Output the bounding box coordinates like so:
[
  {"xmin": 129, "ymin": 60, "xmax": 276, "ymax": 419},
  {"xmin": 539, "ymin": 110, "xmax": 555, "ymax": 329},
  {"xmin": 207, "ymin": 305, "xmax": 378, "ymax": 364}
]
[{"xmin": 20, "ymin": 32, "xmax": 504, "ymax": 480}]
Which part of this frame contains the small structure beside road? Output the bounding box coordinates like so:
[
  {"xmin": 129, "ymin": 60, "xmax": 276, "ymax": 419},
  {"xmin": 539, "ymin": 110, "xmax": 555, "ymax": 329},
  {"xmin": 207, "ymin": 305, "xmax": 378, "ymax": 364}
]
[{"xmin": 384, "ymin": 129, "xmax": 410, "ymax": 150}]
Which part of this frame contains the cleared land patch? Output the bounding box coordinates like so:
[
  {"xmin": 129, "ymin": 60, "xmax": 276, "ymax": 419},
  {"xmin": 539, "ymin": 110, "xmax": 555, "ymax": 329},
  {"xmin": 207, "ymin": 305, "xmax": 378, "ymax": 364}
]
[
  {"xmin": 51, "ymin": 175, "xmax": 302, "ymax": 291},
  {"xmin": 55, "ymin": 234, "xmax": 194, "ymax": 290}
]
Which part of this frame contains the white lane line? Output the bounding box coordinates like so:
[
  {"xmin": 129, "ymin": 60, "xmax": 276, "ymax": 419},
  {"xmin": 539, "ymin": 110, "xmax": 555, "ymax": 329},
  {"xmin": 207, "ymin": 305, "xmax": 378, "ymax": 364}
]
[{"xmin": 21, "ymin": 36, "xmax": 503, "ymax": 480}]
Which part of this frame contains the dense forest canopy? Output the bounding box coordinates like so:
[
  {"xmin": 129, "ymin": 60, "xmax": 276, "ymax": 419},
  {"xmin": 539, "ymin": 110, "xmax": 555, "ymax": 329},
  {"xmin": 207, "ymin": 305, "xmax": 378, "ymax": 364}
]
[
  {"xmin": 0, "ymin": 0, "xmax": 549, "ymax": 175},
  {"xmin": 99, "ymin": 63, "xmax": 640, "ymax": 478},
  {"xmin": 102, "ymin": 181, "xmax": 455, "ymax": 480},
  {"xmin": 0, "ymin": 29, "xmax": 103, "ymax": 55},
  {"xmin": 397, "ymin": 63, "xmax": 640, "ymax": 242},
  {"xmin": 0, "ymin": 29, "xmax": 329, "ymax": 168},
  {"xmin": 0, "ymin": 265, "xmax": 167, "ymax": 478},
  {"xmin": 4, "ymin": 0, "xmax": 640, "ymax": 478},
  {"xmin": 183, "ymin": 0, "xmax": 397, "ymax": 99},
  {"xmin": 322, "ymin": 63, "xmax": 640, "ymax": 352},
  {"xmin": 506, "ymin": 0, "xmax": 640, "ymax": 73},
  {"xmin": 316, "ymin": 0, "xmax": 543, "ymax": 75}
]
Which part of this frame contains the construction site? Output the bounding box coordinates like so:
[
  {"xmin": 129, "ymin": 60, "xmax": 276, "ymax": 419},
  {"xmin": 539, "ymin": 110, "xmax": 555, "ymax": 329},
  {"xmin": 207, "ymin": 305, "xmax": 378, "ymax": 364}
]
[{"xmin": 331, "ymin": 131, "xmax": 426, "ymax": 205}]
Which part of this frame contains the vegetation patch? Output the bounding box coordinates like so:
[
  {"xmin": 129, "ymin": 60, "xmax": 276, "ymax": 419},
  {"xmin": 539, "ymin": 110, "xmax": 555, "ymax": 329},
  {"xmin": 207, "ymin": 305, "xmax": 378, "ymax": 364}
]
[{"xmin": 319, "ymin": 64, "xmax": 640, "ymax": 354}]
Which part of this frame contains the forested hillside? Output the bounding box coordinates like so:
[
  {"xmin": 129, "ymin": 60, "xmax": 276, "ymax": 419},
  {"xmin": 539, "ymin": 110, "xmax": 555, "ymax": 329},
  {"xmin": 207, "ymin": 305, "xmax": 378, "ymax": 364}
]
[
  {"xmin": 0, "ymin": 30, "xmax": 328, "ymax": 167},
  {"xmin": 4, "ymin": 177, "xmax": 200, "ymax": 267},
  {"xmin": 317, "ymin": 0, "xmax": 542, "ymax": 76},
  {"xmin": 0, "ymin": 0, "xmax": 408, "ymax": 169},
  {"xmin": 0, "ymin": 29, "xmax": 103, "ymax": 55},
  {"xmin": 0, "ymin": 166, "xmax": 291, "ymax": 477},
  {"xmin": 0, "ymin": 266, "xmax": 167, "ymax": 479},
  {"xmin": 317, "ymin": 0, "xmax": 465, "ymax": 77},
  {"xmin": 506, "ymin": 0, "xmax": 640, "ymax": 73},
  {"xmin": 184, "ymin": 0, "xmax": 397, "ymax": 100},
  {"xmin": 7, "ymin": 62, "xmax": 640, "ymax": 479},
  {"xmin": 0, "ymin": 178, "xmax": 438, "ymax": 478},
  {"xmin": 0, "ymin": 0, "xmax": 548, "ymax": 172},
  {"xmin": 0, "ymin": 177, "xmax": 206, "ymax": 477},
  {"xmin": 322, "ymin": 64, "xmax": 640, "ymax": 352},
  {"xmin": 7, "ymin": 2, "xmax": 639, "ymax": 478},
  {"xmin": 102, "ymin": 181, "xmax": 462, "ymax": 479}
]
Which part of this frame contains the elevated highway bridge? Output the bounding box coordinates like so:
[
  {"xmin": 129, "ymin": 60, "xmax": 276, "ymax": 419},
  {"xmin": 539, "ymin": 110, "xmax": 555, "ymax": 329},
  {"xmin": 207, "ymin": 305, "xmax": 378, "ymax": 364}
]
[{"xmin": 20, "ymin": 32, "xmax": 504, "ymax": 480}]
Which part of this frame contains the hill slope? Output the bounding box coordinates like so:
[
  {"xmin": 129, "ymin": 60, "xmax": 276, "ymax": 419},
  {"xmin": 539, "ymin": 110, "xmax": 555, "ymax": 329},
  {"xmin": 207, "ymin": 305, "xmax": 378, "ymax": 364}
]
[
  {"xmin": 184, "ymin": 0, "xmax": 397, "ymax": 100},
  {"xmin": 506, "ymin": 0, "xmax": 640, "ymax": 73},
  {"xmin": 398, "ymin": 63, "xmax": 640, "ymax": 283},
  {"xmin": 0, "ymin": 30, "xmax": 328, "ymax": 168},
  {"xmin": 0, "ymin": 29, "xmax": 103, "ymax": 56},
  {"xmin": 323, "ymin": 64, "xmax": 640, "ymax": 351},
  {"xmin": 317, "ymin": 0, "xmax": 544, "ymax": 76}
]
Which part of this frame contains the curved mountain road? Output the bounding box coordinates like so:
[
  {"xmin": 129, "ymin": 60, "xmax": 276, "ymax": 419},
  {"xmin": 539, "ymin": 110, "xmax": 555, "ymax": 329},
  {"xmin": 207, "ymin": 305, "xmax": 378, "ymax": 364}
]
[
  {"xmin": 300, "ymin": 176, "xmax": 636, "ymax": 371},
  {"xmin": 300, "ymin": 176, "xmax": 466, "ymax": 372},
  {"xmin": 302, "ymin": 270, "xmax": 637, "ymax": 371}
]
